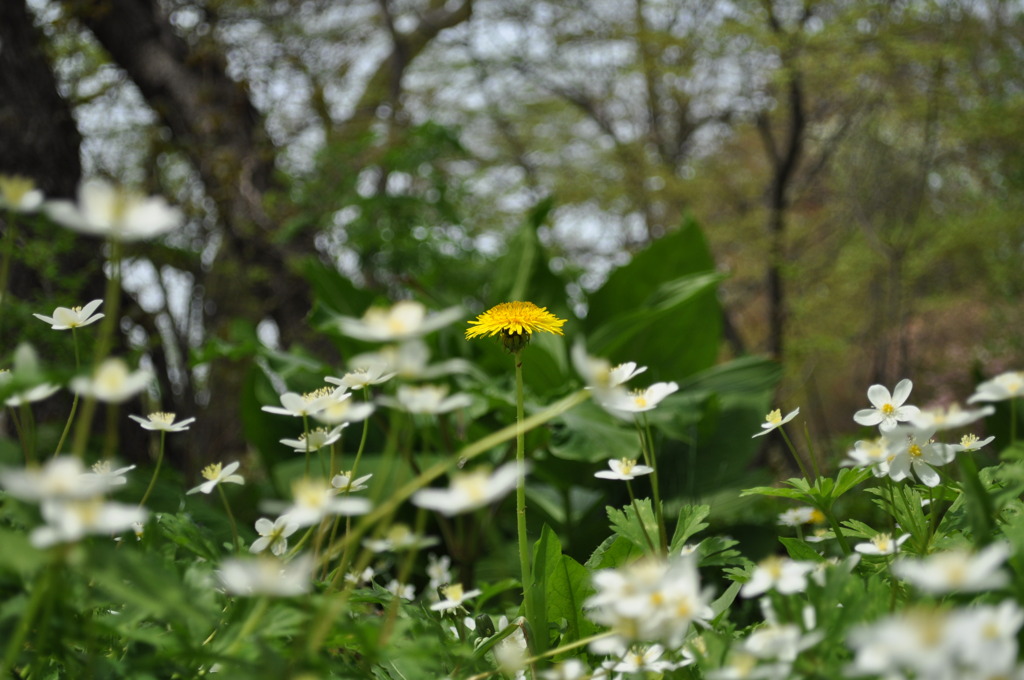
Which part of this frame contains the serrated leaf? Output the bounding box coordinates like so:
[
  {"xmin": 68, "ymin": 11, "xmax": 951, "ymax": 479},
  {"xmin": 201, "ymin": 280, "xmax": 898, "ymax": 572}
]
[
  {"xmin": 669, "ymin": 504, "xmax": 710, "ymax": 554},
  {"xmin": 585, "ymin": 534, "xmax": 645, "ymax": 571},
  {"xmin": 740, "ymin": 486, "xmax": 808, "ymax": 501},
  {"xmin": 778, "ymin": 537, "xmax": 826, "ymax": 563},
  {"xmin": 607, "ymin": 499, "xmax": 661, "ymax": 554}
]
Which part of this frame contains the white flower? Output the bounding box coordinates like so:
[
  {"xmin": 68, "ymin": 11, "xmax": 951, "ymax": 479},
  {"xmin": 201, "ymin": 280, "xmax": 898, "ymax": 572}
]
[
  {"xmin": 741, "ymin": 556, "xmax": 815, "ymax": 598},
  {"xmin": 594, "ymin": 458, "xmax": 654, "ymax": 481},
  {"xmin": 842, "ymin": 437, "xmax": 890, "ymax": 475},
  {"xmin": 412, "ymin": 463, "xmax": 524, "ymax": 516},
  {"xmin": 186, "ymin": 461, "xmax": 245, "ymax": 495},
  {"xmin": 325, "ymin": 364, "xmax": 396, "ymax": 391},
  {"xmin": 81, "ymin": 460, "xmax": 136, "ymax": 488},
  {"xmin": 600, "ymin": 382, "xmax": 679, "ymax": 416},
  {"xmin": 261, "ymin": 386, "xmax": 340, "ymax": 418},
  {"xmin": 386, "ymin": 580, "xmax": 416, "ymax": 600},
  {"xmin": 218, "ymin": 554, "xmax": 312, "ymax": 597},
  {"xmin": 430, "ymin": 582, "xmax": 482, "ymax": 612},
  {"xmin": 379, "ymin": 384, "xmax": 472, "ymax": 414},
  {"xmin": 276, "ymin": 478, "xmax": 371, "ymax": 527},
  {"xmin": 279, "ymin": 425, "xmax": 344, "ymax": 452},
  {"xmin": 753, "ymin": 408, "xmax": 800, "ymax": 438},
  {"xmin": 707, "ymin": 653, "xmax": 792, "ymax": 680},
  {"xmin": 613, "ymin": 644, "xmax": 678, "ymax": 674},
  {"xmin": 954, "ymin": 434, "xmax": 996, "ymax": 453},
  {"xmin": 128, "ymin": 411, "xmax": 195, "ymax": 432},
  {"xmin": 853, "ymin": 379, "xmax": 920, "ymax": 432},
  {"xmin": 540, "ymin": 660, "xmax": 589, "ymax": 680},
  {"xmin": 331, "ymin": 471, "xmax": 373, "ymax": 493},
  {"xmin": 30, "ymin": 497, "xmax": 148, "ymax": 547},
  {"xmin": 777, "ymin": 506, "xmax": 823, "ymax": 527},
  {"xmin": 345, "ymin": 566, "xmax": 376, "ymax": 586},
  {"xmin": 336, "ymin": 301, "xmax": 462, "ymax": 342},
  {"xmin": 911, "ymin": 403, "xmax": 995, "ymax": 431},
  {"xmin": 969, "ymin": 371, "xmax": 1024, "ymax": 403},
  {"xmin": 363, "ymin": 524, "xmax": 438, "ymax": 552},
  {"xmin": 883, "ymin": 426, "xmax": 956, "ymax": 487},
  {"xmin": 847, "ymin": 607, "xmax": 958, "ymax": 679},
  {"xmin": 0, "ymin": 175, "xmax": 44, "ymax": 212},
  {"xmin": 0, "ymin": 455, "xmax": 111, "ymax": 501},
  {"xmin": 33, "ymin": 299, "xmax": 104, "ymax": 330},
  {"xmin": 45, "ymin": 179, "xmax": 183, "ymax": 242},
  {"xmin": 3, "ymin": 379, "xmax": 61, "ymax": 407},
  {"xmin": 249, "ymin": 516, "xmax": 299, "ymax": 556},
  {"xmin": 951, "ymin": 600, "xmax": 1024, "ymax": 674},
  {"xmin": 70, "ymin": 358, "xmax": 152, "ymax": 403},
  {"xmin": 585, "ymin": 555, "xmax": 714, "ymax": 650},
  {"xmin": 855, "ymin": 532, "xmax": 911, "ymax": 556},
  {"xmin": 892, "ymin": 543, "xmax": 1011, "ymax": 594},
  {"xmin": 427, "ymin": 554, "xmax": 452, "ymax": 590},
  {"xmin": 312, "ymin": 395, "xmax": 374, "ymax": 426},
  {"xmin": 744, "ymin": 623, "xmax": 822, "ymax": 663}
]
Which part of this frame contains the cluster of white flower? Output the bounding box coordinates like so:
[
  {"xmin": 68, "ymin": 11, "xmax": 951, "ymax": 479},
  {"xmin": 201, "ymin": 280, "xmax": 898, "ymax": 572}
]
[
  {"xmin": 0, "ymin": 456, "xmax": 144, "ymax": 548},
  {"xmin": 584, "ymin": 555, "xmax": 714, "ymax": 656},
  {"xmin": 571, "ymin": 344, "xmax": 679, "ymax": 420},
  {"xmin": 843, "ymin": 378, "xmax": 997, "ymax": 487},
  {"xmin": 848, "ymin": 600, "xmax": 1024, "ymax": 679}
]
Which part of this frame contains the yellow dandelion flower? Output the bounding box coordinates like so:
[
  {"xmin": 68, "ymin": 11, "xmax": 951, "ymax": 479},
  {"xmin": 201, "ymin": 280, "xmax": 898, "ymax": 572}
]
[{"xmin": 465, "ymin": 301, "xmax": 566, "ymax": 351}]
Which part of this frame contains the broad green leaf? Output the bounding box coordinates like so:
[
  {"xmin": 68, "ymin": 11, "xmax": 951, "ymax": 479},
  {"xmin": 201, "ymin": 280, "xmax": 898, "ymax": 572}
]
[
  {"xmin": 585, "ymin": 534, "xmax": 645, "ymax": 571},
  {"xmin": 532, "ymin": 525, "xmax": 597, "ymax": 647},
  {"xmin": 549, "ymin": 400, "xmax": 639, "ymax": 463},
  {"xmin": 740, "ymin": 486, "xmax": 808, "ymax": 501}
]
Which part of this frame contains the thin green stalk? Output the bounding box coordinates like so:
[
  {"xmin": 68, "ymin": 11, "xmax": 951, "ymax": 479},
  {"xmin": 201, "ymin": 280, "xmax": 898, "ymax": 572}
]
[
  {"xmin": 53, "ymin": 329, "xmax": 81, "ymax": 456},
  {"xmin": 514, "ymin": 350, "xmax": 540, "ymax": 653},
  {"xmin": 138, "ymin": 431, "xmax": 166, "ymax": 508},
  {"xmin": 0, "ymin": 209, "xmax": 15, "ymax": 320},
  {"xmin": 218, "ymin": 484, "xmax": 242, "ymax": 554},
  {"xmin": 222, "ymin": 597, "xmax": 270, "ymax": 658},
  {"xmin": 7, "ymin": 406, "xmax": 28, "ymax": 466},
  {"xmin": 379, "ymin": 509, "xmax": 429, "ymax": 645},
  {"xmin": 802, "ymin": 422, "xmax": 822, "ymax": 479},
  {"xmin": 1012, "ymin": 398, "xmax": 1018, "ymax": 445},
  {"xmin": 637, "ymin": 416, "xmax": 668, "ymax": 555},
  {"xmin": 778, "ymin": 426, "xmax": 812, "ymax": 481},
  {"xmin": 92, "ymin": 239, "xmax": 122, "ymax": 365}
]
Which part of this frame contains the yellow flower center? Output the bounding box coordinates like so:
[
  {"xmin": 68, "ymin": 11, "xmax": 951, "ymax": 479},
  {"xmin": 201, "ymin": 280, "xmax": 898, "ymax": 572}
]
[
  {"xmin": 303, "ymin": 387, "xmax": 333, "ymax": 402},
  {"xmin": 201, "ymin": 463, "xmax": 222, "ymax": 480},
  {"xmin": 443, "ymin": 583, "xmax": 465, "ymax": 601},
  {"xmin": 619, "ymin": 458, "xmax": 637, "ymax": 475},
  {"xmin": 0, "ymin": 175, "xmax": 35, "ymax": 205},
  {"xmin": 908, "ymin": 444, "xmax": 922, "ymax": 458},
  {"xmin": 150, "ymin": 412, "xmax": 175, "ymax": 424},
  {"xmin": 873, "ymin": 534, "xmax": 892, "ymax": 551},
  {"xmin": 809, "ymin": 509, "xmax": 825, "ymax": 523},
  {"xmin": 881, "ymin": 403, "xmax": 896, "ymax": 416},
  {"xmin": 453, "ymin": 470, "xmax": 490, "ymax": 502},
  {"xmin": 961, "ymin": 434, "xmax": 978, "ymax": 449},
  {"xmin": 91, "ymin": 461, "xmax": 111, "ymax": 474},
  {"xmin": 631, "ymin": 391, "xmax": 648, "ymax": 408},
  {"xmin": 765, "ymin": 409, "xmax": 782, "ymax": 425}
]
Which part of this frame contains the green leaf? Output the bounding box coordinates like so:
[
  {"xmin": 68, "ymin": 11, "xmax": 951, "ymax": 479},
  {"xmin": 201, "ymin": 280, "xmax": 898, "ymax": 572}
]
[
  {"xmin": 585, "ymin": 534, "xmax": 645, "ymax": 571},
  {"xmin": 669, "ymin": 505, "xmax": 710, "ymax": 554},
  {"xmin": 549, "ymin": 400, "xmax": 639, "ymax": 462},
  {"xmin": 607, "ymin": 499, "xmax": 660, "ymax": 554},
  {"xmin": 778, "ymin": 537, "xmax": 826, "ymax": 563},
  {"xmin": 532, "ymin": 525, "xmax": 597, "ymax": 647},
  {"xmin": 740, "ymin": 486, "xmax": 808, "ymax": 501}
]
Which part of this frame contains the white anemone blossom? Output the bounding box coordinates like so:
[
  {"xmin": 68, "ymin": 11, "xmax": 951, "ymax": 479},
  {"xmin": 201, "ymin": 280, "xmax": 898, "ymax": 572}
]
[
  {"xmin": 336, "ymin": 300, "xmax": 462, "ymax": 342},
  {"xmin": 128, "ymin": 411, "xmax": 195, "ymax": 432},
  {"xmin": 261, "ymin": 386, "xmax": 342, "ymax": 418},
  {"xmin": 412, "ymin": 463, "xmax": 524, "ymax": 516},
  {"xmin": 218, "ymin": 553, "xmax": 313, "ymax": 597},
  {"xmin": 70, "ymin": 358, "xmax": 152, "ymax": 403},
  {"xmin": 968, "ymin": 371, "xmax": 1024, "ymax": 403},
  {"xmin": 30, "ymin": 497, "xmax": 148, "ymax": 548},
  {"xmin": 892, "ymin": 543, "xmax": 1011, "ymax": 594},
  {"xmin": 882, "ymin": 426, "xmax": 956, "ymax": 488},
  {"xmin": 585, "ymin": 555, "xmax": 713, "ymax": 654},
  {"xmin": 46, "ymin": 179, "xmax": 183, "ymax": 242},
  {"xmin": 853, "ymin": 379, "xmax": 920, "ymax": 432},
  {"xmin": 33, "ymin": 299, "xmax": 104, "ymax": 330},
  {"xmin": 600, "ymin": 382, "xmax": 679, "ymax": 417},
  {"xmin": 186, "ymin": 461, "xmax": 245, "ymax": 495},
  {"xmin": 594, "ymin": 458, "xmax": 654, "ymax": 481},
  {"xmin": 0, "ymin": 455, "xmax": 114, "ymax": 501},
  {"xmin": 379, "ymin": 384, "xmax": 472, "ymax": 414},
  {"xmin": 0, "ymin": 175, "xmax": 44, "ymax": 212},
  {"xmin": 753, "ymin": 408, "xmax": 800, "ymax": 438}
]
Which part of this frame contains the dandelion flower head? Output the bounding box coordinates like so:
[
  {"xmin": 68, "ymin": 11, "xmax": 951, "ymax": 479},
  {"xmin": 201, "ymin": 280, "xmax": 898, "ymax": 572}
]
[{"xmin": 466, "ymin": 301, "xmax": 566, "ymax": 351}]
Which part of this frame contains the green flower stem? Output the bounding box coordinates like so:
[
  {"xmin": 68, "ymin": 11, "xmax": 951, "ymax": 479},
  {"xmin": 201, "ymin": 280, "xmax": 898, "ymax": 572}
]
[
  {"xmin": 636, "ymin": 416, "xmax": 668, "ymax": 555},
  {"xmin": 223, "ymin": 597, "xmax": 270, "ymax": 658},
  {"xmin": 0, "ymin": 209, "xmax": 16, "ymax": 320},
  {"xmin": 286, "ymin": 525, "xmax": 316, "ymax": 560},
  {"xmin": 379, "ymin": 508, "xmax": 429, "ymax": 645},
  {"xmin": 1012, "ymin": 398, "xmax": 1018, "ymax": 445},
  {"xmin": 7, "ymin": 406, "xmax": 27, "ymax": 466},
  {"xmin": 53, "ymin": 329, "xmax": 81, "ymax": 456},
  {"xmin": 0, "ymin": 559, "xmax": 55, "ymax": 676},
  {"xmin": 218, "ymin": 484, "xmax": 242, "ymax": 554},
  {"xmin": 103, "ymin": 401, "xmax": 118, "ymax": 460},
  {"xmin": 626, "ymin": 480, "xmax": 658, "ymax": 554},
  {"xmin": 92, "ymin": 239, "xmax": 122, "ymax": 365},
  {"xmin": 802, "ymin": 422, "xmax": 822, "ymax": 479},
  {"xmin": 307, "ymin": 388, "xmax": 591, "ymax": 654},
  {"xmin": 514, "ymin": 350, "xmax": 541, "ymax": 654},
  {"xmin": 779, "ymin": 426, "xmax": 812, "ymax": 481},
  {"xmin": 821, "ymin": 504, "xmax": 852, "ymax": 556},
  {"xmin": 69, "ymin": 395, "xmax": 98, "ymax": 459},
  {"xmin": 138, "ymin": 431, "xmax": 166, "ymax": 508},
  {"xmin": 302, "ymin": 413, "xmax": 311, "ymax": 477}
]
